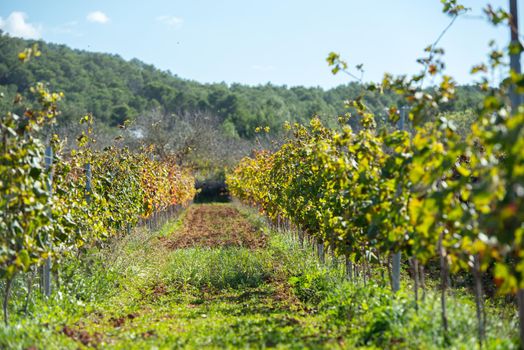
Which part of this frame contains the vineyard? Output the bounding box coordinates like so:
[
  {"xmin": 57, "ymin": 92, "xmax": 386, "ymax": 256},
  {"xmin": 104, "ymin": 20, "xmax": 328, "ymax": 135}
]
[
  {"xmin": 1, "ymin": 0, "xmax": 523, "ymax": 349},
  {"xmin": 0, "ymin": 46, "xmax": 196, "ymax": 326},
  {"xmin": 226, "ymin": 3, "xmax": 524, "ymax": 348}
]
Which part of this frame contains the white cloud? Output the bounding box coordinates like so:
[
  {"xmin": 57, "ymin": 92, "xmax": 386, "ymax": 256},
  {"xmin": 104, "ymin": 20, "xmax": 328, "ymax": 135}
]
[
  {"xmin": 87, "ymin": 11, "xmax": 109, "ymax": 24},
  {"xmin": 0, "ymin": 12, "xmax": 42, "ymax": 39},
  {"xmin": 157, "ymin": 15, "xmax": 184, "ymax": 28}
]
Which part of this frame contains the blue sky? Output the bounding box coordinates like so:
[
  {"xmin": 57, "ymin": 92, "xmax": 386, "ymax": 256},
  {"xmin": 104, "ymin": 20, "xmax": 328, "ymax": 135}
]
[{"xmin": 0, "ymin": 1, "xmax": 520, "ymax": 88}]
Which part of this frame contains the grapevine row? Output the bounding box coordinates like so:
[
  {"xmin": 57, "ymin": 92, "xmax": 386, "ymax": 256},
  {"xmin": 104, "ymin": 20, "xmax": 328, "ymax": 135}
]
[
  {"xmin": 227, "ymin": 78, "xmax": 524, "ymax": 342},
  {"xmin": 0, "ymin": 53, "xmax": 196, "ymax": 322}
]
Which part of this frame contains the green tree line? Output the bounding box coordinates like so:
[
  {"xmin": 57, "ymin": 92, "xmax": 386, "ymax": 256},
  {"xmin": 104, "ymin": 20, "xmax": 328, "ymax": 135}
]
[{"xmin": 0, "ymin": 31, "xmax": 483, "ymax": 140}]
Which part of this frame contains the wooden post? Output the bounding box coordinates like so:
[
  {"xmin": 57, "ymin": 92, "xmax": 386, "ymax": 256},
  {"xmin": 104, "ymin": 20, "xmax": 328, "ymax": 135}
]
[
  {"xmin": 412, "ymin": 258, "xmax": 419, "ymax": 311},
  {"xmin": 518, "ymin": 289, "xmax": 524, "ymax": 350},
  {"xmin": 345, "ymin": 255, "xmax": 353, "ymax": 281},
  {"xmin": 391, "ymin": 106, "xmax": 407, "ymax": 294},
  {"xmin": 473, "ymin": 254, "xmax": 485, "ymax": 348},
  {"xmin": 439, "ymin": 232, "xmax": 449, "ymax": 339},
  {"xmin": 392, "ymin": 252, "xmax": 401, "ymax": 293},
  {"xmin": 420, "ymin": 264, "xmax": 426, "ymax": 301},
  {"xmin": 3, "ymin": 274, "xmax": 15, "ymax": 325},
  {"xmin": 318, "ymin": 241, "xmax": 325, "ymax": 264},
  {"xmin": 508, "ymin": 2, "xmax": 524, "ymax": 348},
  {"xmin": 85, "ymin": 163, "xmax": 92, "ymax": 204},
  {"xmin": 42, "ymin": 145, "xmax": 53, "ymax": 297},
  {"xmin": 509, "ymin": 0, "xmax": 522, "ymax": 111}
]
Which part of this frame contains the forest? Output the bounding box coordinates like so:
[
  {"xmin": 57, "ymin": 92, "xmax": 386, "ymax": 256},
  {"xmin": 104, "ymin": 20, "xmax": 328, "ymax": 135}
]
[{"xmin": 0, "ymin": 32, "xmax": 484, "ymax": 140}]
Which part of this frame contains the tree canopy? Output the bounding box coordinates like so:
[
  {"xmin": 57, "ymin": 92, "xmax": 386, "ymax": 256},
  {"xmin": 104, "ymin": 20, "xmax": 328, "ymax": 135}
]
[{"xmin": 0, "ymin": 32, "xmax": 484, "ymax": 140}]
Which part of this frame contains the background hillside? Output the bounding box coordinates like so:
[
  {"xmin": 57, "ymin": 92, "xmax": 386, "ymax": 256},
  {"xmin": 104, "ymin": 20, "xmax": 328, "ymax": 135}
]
[
  {"xmin": 0, "ymin": 32, "xmax": 483, "ymax": 142},
  {"xmin": 0, "ymin": 32, "xmax": 485, "ymax": 180}
]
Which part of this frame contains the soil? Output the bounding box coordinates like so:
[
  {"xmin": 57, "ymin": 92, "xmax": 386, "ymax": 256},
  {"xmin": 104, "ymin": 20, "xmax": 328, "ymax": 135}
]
[
  {"xmin": 160, "ymin": 204, "xmax": 265, "ymax": 249},
  {"xmin": 62, "ymin": 325, "xmax": 102, "ymax": 347}
]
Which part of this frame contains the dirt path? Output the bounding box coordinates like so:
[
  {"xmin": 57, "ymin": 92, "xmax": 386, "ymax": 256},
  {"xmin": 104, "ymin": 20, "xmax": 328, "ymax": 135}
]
[{"xmin": 160, "ymin": 204, "xmax": 266, "ymax": 249}]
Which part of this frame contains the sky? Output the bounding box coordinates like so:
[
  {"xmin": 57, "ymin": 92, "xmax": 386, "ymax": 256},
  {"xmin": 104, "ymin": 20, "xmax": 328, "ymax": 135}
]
[{"xmin": 0, "ymin": 1, "xmax": 520, "ymax": 88}]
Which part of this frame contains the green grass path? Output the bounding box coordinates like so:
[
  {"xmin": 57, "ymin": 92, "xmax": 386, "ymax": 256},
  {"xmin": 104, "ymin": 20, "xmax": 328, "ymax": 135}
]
[
  {"xmin": 0, "ymin": 203, "xmax": 518, "ymax": 349},
  {"xmin": 72, "ymin": 203, "xmax": 342, "ymax": 349}
]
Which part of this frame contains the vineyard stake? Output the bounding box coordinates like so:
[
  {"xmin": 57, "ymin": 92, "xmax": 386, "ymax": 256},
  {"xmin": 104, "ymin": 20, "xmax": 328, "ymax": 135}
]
[
  {"xmin": 3, "ymin": 273, "xmax": 15, "ymax": 325},
  {"xmin": 438, "ymin": 231, "xmax": 449, "ymax": 340},
  {"xmin": 392, "ymin": 252, "xmax": 401, "ymax": 293},
  {"xmin": 345, "ymin": 256, "xmax": 352, "ymax": 282},
  {"xmin": 392, "ymin": 106, "xmax": 408, "ymax": 294},
  {"xmin": 508, "ymin": 1, "xmax": 524, "ymax": 348},
  {"xmin": 42, "ymin": 145, "xmax": 53, "ymax": 297},
  {"xmin": 85, "ymin": 163, "xmax": 92, "ymax": 204},
  {"xmin": 317, "ymin": 241, "xmax": 325, "ymax": 264},
  {"xmin": 473, "ymin": 254, "xmax": 485, "ymax": 348}
]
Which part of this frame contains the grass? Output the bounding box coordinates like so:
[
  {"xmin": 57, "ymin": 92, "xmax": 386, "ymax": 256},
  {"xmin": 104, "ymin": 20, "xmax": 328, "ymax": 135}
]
[{"xmin": 0, "ymin": 203, "xmax": 519, "ymax": 349}]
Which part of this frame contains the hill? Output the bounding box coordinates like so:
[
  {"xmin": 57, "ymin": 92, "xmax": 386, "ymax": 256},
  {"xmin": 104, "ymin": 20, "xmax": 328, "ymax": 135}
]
[{"xmin": 0, "ymin": 32, "xmax": 483, "ymax": 140}]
